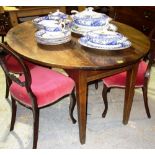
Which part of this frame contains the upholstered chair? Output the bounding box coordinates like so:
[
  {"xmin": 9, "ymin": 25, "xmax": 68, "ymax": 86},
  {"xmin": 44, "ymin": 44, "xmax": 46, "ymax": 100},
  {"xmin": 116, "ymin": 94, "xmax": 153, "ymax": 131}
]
[
  {"xmin": 101, "ymin": 27, "xmax": 155, "ymax": 118},
  {"xmin": 0, "ymin": 43, "xmax": 76, "ymax": 149}
]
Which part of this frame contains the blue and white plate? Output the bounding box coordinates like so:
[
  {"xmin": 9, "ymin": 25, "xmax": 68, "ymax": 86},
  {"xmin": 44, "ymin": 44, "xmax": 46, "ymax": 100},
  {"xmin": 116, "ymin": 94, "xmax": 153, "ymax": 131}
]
[
  {"xmin": 32, "ymin": 16, "xmax": 59, "ymax": 29},
  {"xmin": 36, "ymin": 37, "xmax": 71, "ymax": 45},
  {"xmin": 35, "ymin": 29, "xmax": 71, "ymax": 45},
  {"xmin": 78, "ymin": 36, "xmax": 131, "ymax": 50}
]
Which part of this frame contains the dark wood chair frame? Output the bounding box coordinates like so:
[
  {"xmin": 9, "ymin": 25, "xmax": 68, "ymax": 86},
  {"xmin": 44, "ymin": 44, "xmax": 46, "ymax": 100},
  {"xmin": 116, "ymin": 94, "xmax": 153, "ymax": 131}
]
[
  {"xmin": 0, "ymin": 42, "xmax": 23, "ymax": 99},
  {"xmin": 0, "ymin": 43, "xmax": 76, "ymax": 149},
  {"xmin": 102, "ymin": 27, "xmax": 155, "ymax": 118}
]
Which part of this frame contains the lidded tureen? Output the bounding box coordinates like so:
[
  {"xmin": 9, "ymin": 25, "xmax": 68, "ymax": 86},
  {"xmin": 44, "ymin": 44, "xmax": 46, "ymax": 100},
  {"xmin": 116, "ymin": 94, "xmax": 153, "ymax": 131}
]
[
  {"xmin": 71, "ymin": 7, "xmax": 112, "ymax": 29},
  {"xmin": 78, "ymin": 30, "xmax": 131, "ymax": 50}
]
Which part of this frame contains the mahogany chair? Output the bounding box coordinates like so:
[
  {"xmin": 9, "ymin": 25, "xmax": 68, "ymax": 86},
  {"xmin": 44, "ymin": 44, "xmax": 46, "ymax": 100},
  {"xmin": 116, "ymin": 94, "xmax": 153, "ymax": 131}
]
[
  {"xmin": 0, "ymin": 43, "xmax": 76, "ymax": 149},
  {"xmin": 101, "ymin": 27, "xmax": 155, "ymax": 118},
  {"xmin": 0, "ymin": 12, "xmax": 36, "ymax": 99},
  {"xmin": 0, "ymin": 43, "xmax": 36, "ymax": 99}
]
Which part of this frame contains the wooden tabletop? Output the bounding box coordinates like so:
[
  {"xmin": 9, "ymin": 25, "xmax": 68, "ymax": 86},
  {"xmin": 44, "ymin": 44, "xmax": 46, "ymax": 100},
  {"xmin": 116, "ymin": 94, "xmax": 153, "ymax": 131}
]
[{"xmin": 6, "ymin": 21, "xmax": 150, "ymax": 70}]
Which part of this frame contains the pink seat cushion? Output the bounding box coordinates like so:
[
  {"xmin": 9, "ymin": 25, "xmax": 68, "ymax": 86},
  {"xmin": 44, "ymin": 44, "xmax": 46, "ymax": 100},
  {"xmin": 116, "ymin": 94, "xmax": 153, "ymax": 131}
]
[
  {"xmin": 5, "ymin": 54, "xmax": 35, "ymax": 73},
  {"xmin": 10, "ymin": 66, "xmax": 75, "ymax": 108},
  {"xmin": 103, "ymin": 61, "xmax": 148, "ymax": 88}
]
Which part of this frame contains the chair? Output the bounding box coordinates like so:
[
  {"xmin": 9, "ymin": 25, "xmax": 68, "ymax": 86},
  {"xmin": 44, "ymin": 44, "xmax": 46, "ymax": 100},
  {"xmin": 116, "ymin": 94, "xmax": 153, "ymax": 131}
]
[
  {"xmin": 0, "ymin": 43, "xmax": 36, "ymax": 99},
  {"xmin": 0, "ymin": 43, "xmax": 76, "ymax": 149},
  {"xmin": 101, "ymin": 27, "xmax": 155, "ymax": 118}
]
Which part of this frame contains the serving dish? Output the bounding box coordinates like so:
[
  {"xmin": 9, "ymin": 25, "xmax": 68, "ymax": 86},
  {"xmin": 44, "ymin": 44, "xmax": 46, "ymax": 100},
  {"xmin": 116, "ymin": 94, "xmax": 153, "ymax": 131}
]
[
  {"xmin": 78, "ymin": 31, "xmax": 131, "ymax": 50},
  {"xmin": 71, "ymin": 23, "xmax": 117, "ymax": 35},
  {"xmin": 79, "ymin": 37, "xmax": 131, "ymax": 50},
  {"xmin": 85, "ymin": 31, "xmax": 127, "ymax": 45},
  {"xmin": 71, "ymin": 7, "xmax": 112, "ymax": 28}
]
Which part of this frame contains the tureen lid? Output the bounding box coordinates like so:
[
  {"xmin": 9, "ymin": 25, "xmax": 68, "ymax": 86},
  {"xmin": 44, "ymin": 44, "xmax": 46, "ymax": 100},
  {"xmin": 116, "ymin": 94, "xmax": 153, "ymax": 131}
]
[
  {"xmin": 71, "ymin": 7, "xmax": 107, "ymax": 20},
  {"xmin": 48, "ymin": 9, "xmax": 68, "ymax": 20}
]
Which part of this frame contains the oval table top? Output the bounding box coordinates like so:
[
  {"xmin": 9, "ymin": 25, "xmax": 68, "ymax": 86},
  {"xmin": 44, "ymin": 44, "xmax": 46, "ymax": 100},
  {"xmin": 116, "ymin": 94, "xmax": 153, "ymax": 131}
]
[{"xmin": 6, "ymin": 21, "xmax": 150, "ymax": 70}]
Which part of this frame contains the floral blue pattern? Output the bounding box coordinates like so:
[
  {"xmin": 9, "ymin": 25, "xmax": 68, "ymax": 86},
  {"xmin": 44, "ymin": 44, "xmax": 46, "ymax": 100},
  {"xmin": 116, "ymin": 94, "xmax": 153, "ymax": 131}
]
[
  {"xmin": 32, "ymin": 16, "xmax": 59, "ymax": 29},
  {"xmin": 79, "ymin": 35, "xmax": 131, "ymax": 50},
  {"xmin": 71, "ymin": 7, "xmax": 111, "ymax": 28},
  {"xmin": 48, "ymin": 10, "xmax": 68, "ymax": 20},
  {"xmin": 35, "ymin": 29, "xmax": 71, "ymax": 45}
]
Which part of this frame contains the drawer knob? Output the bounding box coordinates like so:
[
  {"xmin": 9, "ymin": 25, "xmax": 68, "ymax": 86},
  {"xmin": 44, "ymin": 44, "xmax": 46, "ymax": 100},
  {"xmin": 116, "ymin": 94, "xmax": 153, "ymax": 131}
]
[
  {"xmin": 142, "ymin": 25, "xmax": 150, "ymax": 32},
  {"xmin": 144, "ymin": 11, "xmax": 151, "ymax": 18}
]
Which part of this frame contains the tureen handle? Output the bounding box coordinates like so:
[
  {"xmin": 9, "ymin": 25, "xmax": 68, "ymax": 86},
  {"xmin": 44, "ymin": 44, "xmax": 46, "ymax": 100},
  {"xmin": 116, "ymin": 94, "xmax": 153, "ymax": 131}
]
[
  {"xmin": 60, "ymin": 21, "xmax": 65, "ymax": 31},
  {"xmin": 71, "ymin": 10, "xmax": 79, "ymax": 14},
  {"xmin": 87, "ymin": 7, "xmax": 94, "ymax": 11}
]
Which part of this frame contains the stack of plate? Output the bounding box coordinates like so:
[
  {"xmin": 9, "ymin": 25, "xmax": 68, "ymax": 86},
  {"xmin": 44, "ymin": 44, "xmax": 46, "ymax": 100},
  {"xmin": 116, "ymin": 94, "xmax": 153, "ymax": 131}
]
[
  {"xmin": 70, "ymin": 7, "xmax": 115, "ymax": 35},
  {"xmin": 35, "ymin": 29, "xmax": 71, "ymax": 45},
  {"xmin": 78, "ymin": 31, "xmax": 132, "ymax": 50}
]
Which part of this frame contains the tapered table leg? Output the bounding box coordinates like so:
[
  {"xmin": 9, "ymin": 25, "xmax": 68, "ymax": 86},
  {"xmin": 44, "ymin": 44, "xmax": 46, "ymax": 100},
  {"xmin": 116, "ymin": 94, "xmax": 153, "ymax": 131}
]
[
  {"xmin": 66, "ymin": 69, "xmax": 88, "ymax": 144},
  {"xmin": 75, "ymin": 70, "xmax": 87, "ymax": 144},
  {"xmin": 123, "ymin": 62, "xmax": 139, "ymax": 124}
]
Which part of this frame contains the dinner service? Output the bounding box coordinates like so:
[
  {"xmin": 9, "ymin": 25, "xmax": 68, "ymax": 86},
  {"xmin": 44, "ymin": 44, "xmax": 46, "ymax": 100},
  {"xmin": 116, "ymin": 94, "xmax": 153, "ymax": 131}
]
[{"xmin": 33, "ymin": 8, "xmax": 129, "ymax": 48}]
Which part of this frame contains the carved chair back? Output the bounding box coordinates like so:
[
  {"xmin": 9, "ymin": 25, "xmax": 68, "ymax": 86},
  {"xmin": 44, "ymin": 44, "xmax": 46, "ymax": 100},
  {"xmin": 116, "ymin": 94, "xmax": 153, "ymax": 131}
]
[
  {"xmin": 148, "ymin": 26, "xmax": 155, "ymax": 63},
  {"xmin": 0, "ymin": 43, "xmax": 37, "ymax": 109}
]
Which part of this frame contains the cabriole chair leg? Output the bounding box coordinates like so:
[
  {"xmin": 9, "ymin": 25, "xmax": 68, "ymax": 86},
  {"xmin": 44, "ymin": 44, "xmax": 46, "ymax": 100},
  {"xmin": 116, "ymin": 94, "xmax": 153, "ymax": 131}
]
[
  {"xmin": 32, "ymin": 108, "xmax": 40, "ymax": 149},
  {"xmin": 10, "ymin": 96, "xmax": 17, "ymax": 131},
  {"xmin": 95, "ymin": 81, "xmax": 98, "ymax": 89},
  {"xmin": 69, "ymin": 90, "xmax": 77, "ymax": 124},
  {"xmin": 142, "ymin": 87, "xmax": 151, "ymax": 118},
  {"xmin": 5, "ymin": 74, "xmax": 11, "ymax": 98},
  {"xmin": 102, "ymin": 84, "xmax": 109, "ymax": 118}
]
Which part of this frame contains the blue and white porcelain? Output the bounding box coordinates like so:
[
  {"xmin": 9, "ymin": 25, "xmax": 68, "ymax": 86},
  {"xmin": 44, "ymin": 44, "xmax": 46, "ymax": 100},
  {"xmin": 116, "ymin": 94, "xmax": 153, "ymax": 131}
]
[
  {"xmin": 71, "ymin": 7, "xmax": 112, "ymax": 29},
  {"xmin": 32, "ymin": 16, "xmax": 59, "ymax": 29},
  {"xmin": 78, "ymin": 31, "xmax": 131, "ymax": 50},
  {"xmin": 48, "ymin": 9, "xmax": 68, "ymax": 20},
  {"xmin": 35, "ymin": 29, "xmax": 71, "ymax": 45},
  {"xmin": 85, "ymin": 31, "xmax": 127, "ymax": 45},
  {"xmin": 32, "ymin": 10, "xmax": 69, "ymax": 30},
  {"xmin": 71, "ymin": 23, "xmax": 117, "ymax": 35}
]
